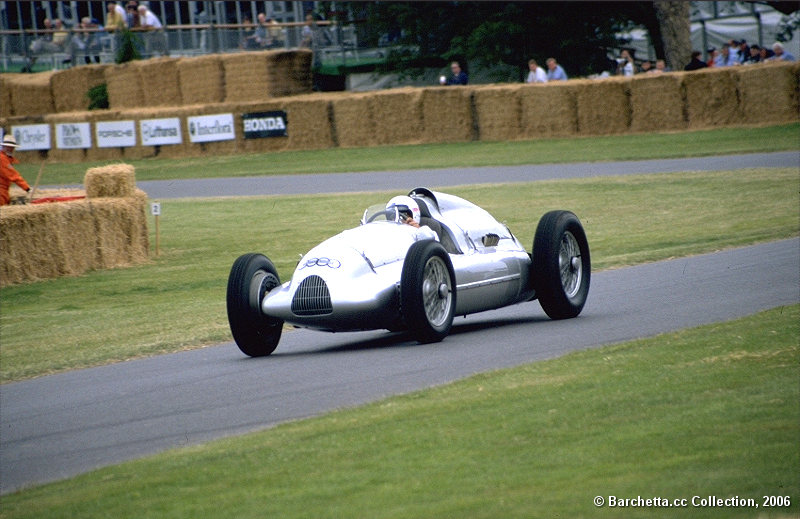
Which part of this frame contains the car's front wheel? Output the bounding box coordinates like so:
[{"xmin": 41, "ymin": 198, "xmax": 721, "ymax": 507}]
[
  {"xmin": 401, "ymin": 240, "xmax": 456, "ymax": 343},
  {"xmin": 227, "ymin": 253, "xmax": 284, "ymax": 356},
  {"xmin": 533, "ymin": 210, "xmax": 591, "ymax": 319}
]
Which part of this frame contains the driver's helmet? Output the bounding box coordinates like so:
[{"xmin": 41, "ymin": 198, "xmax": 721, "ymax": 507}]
[{"xmin": 386, "ymin": 195, "xmax": 421, "ymax": 225}]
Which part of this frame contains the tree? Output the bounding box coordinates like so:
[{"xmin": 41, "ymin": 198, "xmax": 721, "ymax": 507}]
[{"xmin": 653, "ymin": 0, "xmax": 691, "ymax": 70}]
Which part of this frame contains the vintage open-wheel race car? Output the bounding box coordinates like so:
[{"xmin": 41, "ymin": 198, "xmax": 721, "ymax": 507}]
[{"xmin": 227, "ymin": 187, "xmax": 590, "ymax": 356}]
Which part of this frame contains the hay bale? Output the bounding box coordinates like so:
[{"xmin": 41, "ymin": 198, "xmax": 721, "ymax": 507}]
[
  {"xmin": 368, "ymin": 88, "xmax": 423, "ymax": 146},
  {"xmin": 573, "ymin": 77, "xmax": 631, "ymax": 135},
  {"xmin": 629, "ymin": 73, "xmax": 686, "ymax": 132},
  {"xmin": 421, "ymin": 87, "xmax": 475, "ymax": 143},
  {"xmin": 6, "ymin": 72, "xmax": 55, "ymax": 117},
  {"xmin": 735, "ymin": 61, "xmax": 798, "ymax": 124},
  {"xmin": 1, "ymin": 204, "xmax": 66, "ymax": 285},
  {"xmin": 0, "ymin": 74, "xmax": 23, "ymax": 117},
  {"xmin": 680, "ymin": 67, "xmax": 742, "ymax": 129},
  {"xmin": 519, "ymin": 82, "xmax": 578, "ymax": 138},
  {"xmin": 134, "ymin": 57, "xmax": 182, "ymax": 107},
  {"xmin": 473, "ymin": 84, "xmax": 523, "ymax": 142},
  {"xmin": 265, "ymin": 49, "xmax": 313, "ymax": 97},
  {"xmin": 223, "ymin": 51, "xmax": 271, "ymax": 103},
  {"xmin": 105, "ymin": 62, "xmax": 144, "ymax": 109},
  {"xmin": 331, "ymin": 93, "xmax": 376, "ymax": 148},
  {"xmin": 88, "ymin": 192, "xmax": 148, "ymax": 269},
  {"xmin": 50, "ymin": 64, "xmax": 109, "ymax": 113},
  {"xmin": 85, "ymin": 163, "xmax": 136, "ymax": 198},
  {"xmin": 178, "ymin": 55, "xmax": 225, "ymax": 105}
]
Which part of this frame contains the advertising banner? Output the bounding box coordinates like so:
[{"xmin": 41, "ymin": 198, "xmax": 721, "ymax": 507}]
[
  {"xmin": 140, "ymin": 117, "xmax": 182, "ymax": 146},
  {"xmin": 55, "ymin": 122, "xmax": 92, "ymax": 149},
  {"xmin": 11, "ymin": 124, "xmax": 51, "ymax": 151},
  {"xmin": 187, "ymin": 113, "xmax": 235, "ymax": 143},
  {"xmin": 242, "ymin": 111, "xmax": 288, "ymax": 139},
  {"xmin": 96, "ymin": 120, "xmax": 137, "ymax": 148}
]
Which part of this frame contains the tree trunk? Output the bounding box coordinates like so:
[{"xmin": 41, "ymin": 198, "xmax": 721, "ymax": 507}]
[{"xmin": 653, "ymin": 0, "xmax": 692, "ymax": 70}]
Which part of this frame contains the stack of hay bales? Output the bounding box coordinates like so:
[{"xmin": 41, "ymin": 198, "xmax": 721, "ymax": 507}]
[
  {"xmin": 473, "ymin": 84, "xmax": 523, "ymax": 142},
  {"xmin": 519, "ymin": 82, "xmax": 578, "ymax": 138},
  {"xmin": 0, "ymin": 163, "xmax": 148, "ymax": 286},
  {"xmin": 135, "ymin": 57, "xmax": 183, "ymax": 107},
  {"xmin": 629, "ymin": 73, "xmax": 686, "ymax": 132},
  {"xmin": 331, "ymin": 93, "xmax": 376, "ymax": 148},
  {"xmin": 105, "ymin": 61, "xmax": 145, "ymax": 109},
  {"xmin": 735, "ymin": 61, "xmax": 798, "ymax": 124},
  {"xmin": 681, "ymin": 67, "xmax": 742, "ymax": 129},
  {"xmin": 84, "ymin": 164, "xmax": 148, "ymax": 269},
  {"xmin": 50, "ymin": 64, "xmax": 109, "ymax": 113},
  {"xmin": 4, "ymin": 71, "xmax": 56, "ymax": 117},
  {"xmin": 573, "ymin": 77, "xmax": 631, "ymax": 135},
  {"xmin": 421, "ymin": 87, "xmax": 475, "ymax": 143},
  {"xmin": 368, "ymin": 88, "xmax": 424, "ymax": 146},
  {"xmin": 178, "ymin": 54, "xmax": 225, "ymax": 105}
]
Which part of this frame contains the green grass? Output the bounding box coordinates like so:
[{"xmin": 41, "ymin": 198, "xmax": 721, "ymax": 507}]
[
  {"xmin": 2, "ymin": 305, "xmax": 797, "ymax": 518},
  {"xmin": 0, "ymin": 168, "xmax": 797, "ymax": 383},
  {"xmin": 14, "ymin": 123, "xmax": 800, "ymax": 185}
]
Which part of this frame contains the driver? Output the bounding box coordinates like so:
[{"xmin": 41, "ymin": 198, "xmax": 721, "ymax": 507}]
[{"xmin": 386, "ymin": 196, "xmax": 438, "ymax": 241}]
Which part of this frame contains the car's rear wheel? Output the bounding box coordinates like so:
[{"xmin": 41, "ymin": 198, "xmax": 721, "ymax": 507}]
[
  {"xmin": 401, "ymin": 240, "xmax": 456, "ymax": 343},
  {"xmin": 533, "ymin": 211, "xmax": 590, "ymax": 319},
  {"xmin": 227, "ymin": 253, "xmax": 283, "ymax": 356}
]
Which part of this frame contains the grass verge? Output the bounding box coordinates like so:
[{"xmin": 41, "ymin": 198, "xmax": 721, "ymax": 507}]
[
  {"xmin": 13, "ymin": 123, "xmax": 800, "ymax": 185},
  {"xmin": 2, "ymin": 305, "xmax": 797, "ymax": 518},
  {"xmin": 1, "ymin": 168, "xmax": 797, "ymax": 382}
]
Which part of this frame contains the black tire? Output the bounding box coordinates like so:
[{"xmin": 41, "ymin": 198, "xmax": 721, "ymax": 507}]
[
  {"xmin": 401, "ymin": 240, "xmax": 456, "ymax": 343},
  {"xmin": 227, "ymin": 253, "xmax": 283, "ymax": 357},
  {"xmin": 533, "ymin": 210, "xmax": 591, "ymax": 320}
]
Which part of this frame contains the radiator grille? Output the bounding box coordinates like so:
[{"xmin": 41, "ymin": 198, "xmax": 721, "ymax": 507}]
[{"xmin": 291, "ymin": 275, "xmax": 333, "ymax": 316}]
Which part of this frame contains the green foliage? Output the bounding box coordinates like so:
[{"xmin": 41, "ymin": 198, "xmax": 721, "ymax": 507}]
[
  {"xmin": 114, "ymin": 29, "xmax": 142, "ymax": 64},
  {"xmin": 2, "ymin": 306, "xmax": 797, "ymax": 517},
  {"xmin": 358, "ymin": 1, "xmax": 657, "ymax": 79},
  {"xmin": 86, "ymin": 83, "xmax": 109, "ymax": 110}
]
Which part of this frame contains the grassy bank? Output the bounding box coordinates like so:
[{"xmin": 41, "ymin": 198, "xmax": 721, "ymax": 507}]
[
  {"xmin": 3, "ymin": 305, "xmax": 797, "ymax": 518},
  {"xmin": 0, "ymin": 168, "xmax": 797, "ymax": 382},
  {"xmin": 14, "ymin": 123, "xmax": 800, "ymax": 185}
]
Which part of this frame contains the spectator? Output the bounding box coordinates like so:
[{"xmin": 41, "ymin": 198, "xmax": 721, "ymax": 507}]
[
  {"xmin": 29, "ymin": 18, "xmax": 57, "ymax": 54},
  {"xmin": 746, "ymin": 45, "xmax": 761, "ymax": 64},
  {"xmin": 654, "ymin": 59, "xmax": 668, "ymax": 73},
  {"xmin": 71, "ymin": 17, "xmax": 103, "ymax": 64},
  {"xmin": 727, "ymin": 39, "xmax": 740, "ymax": 63},
  {"xmin": 616, "ymin": 49, "xmax": 634, "ymax": 76},
  {"xmin": 546, "ymin": 57, "xmax": 568, "ymax": 81},
  {"xmin": 759, "ymin": 46, "xmax": 774, "ymax": 61},
  {"xmin": 525, "ymin": 59, "xmax": 547, "ymax": 83},
  {"xmin": 267, "ymin": 18, "xmax": 284, "ymax": 48},
  {"xmin": 138, "ymin": 5, "xmax": 167, "ymax": 56},
  {"xmin": 105, "ymin": 1, "xmax": 126, "ymax": 32},
  {"xmin": 445, "ymin": 61, "xmax": 469, "ymax": 85},
  {"xmin": 243, "ymin": 13, "xmax": 268, "ymax": 49},
  {"xmin": 716, "ymin": 43, "xmax": 737, "ymax": 67},
  {"xmin": 125, "ymin": 1, "xmax": 140, "ymax": 28},
  {"xmin": 639, "ymin": 60, "xmax": 652, "ymax": 73},
  {"xmin": 768, "ymin": 42, "xmax": 796, "ymax": 62},
  {"xmin": 684, "ymin": 50, "xmax": 707, "ymax": 71},
  {"xmin": 1, "ymin": 135, "xmax": 30, "ymax": 206},
  {"xmin": 300, "ymin": 14, "xmax": 314, "ymax": 48},
  {"xmin": 706, "ymin": 47, "xmax": 718, "ymax": 67},
  {"xmin": 51, "ymin": 19, "xmax": 69, "ymax": 50},
  {"xmin": 737, "ymin": 40, "xmax": 749, "ymax": 64}
]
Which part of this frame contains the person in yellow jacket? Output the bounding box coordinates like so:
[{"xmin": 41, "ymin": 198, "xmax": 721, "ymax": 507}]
[
  {"xmin": 1, "ymin": 135, "xmax": 30, "ymax": 206},
  {"xmin": 105, "ymin": 1, "xmax": 127, "ymax": 32}
]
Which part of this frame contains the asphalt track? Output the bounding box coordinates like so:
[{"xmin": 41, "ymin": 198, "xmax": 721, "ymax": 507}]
[
  {"xmin": 135, "ymin": 151, "xmax": 798, "ymax": 198},
  {"xmin": 2, "ymin": 238, "xmax": 798, "ymax": 494}
]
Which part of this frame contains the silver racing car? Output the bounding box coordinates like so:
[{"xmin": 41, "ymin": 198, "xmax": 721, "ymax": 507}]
[{"xmin": 227, "ymin": 187, "xmax": 590, "ymax": 356}]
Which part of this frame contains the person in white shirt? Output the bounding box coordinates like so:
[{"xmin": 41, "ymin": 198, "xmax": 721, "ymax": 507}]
[
  {"xmin": 525, "ymin": 59, "xmax": 548, "ymax": 83},
  {"xmin": 138, "ymin": 4, "xmax": 167, "ymax": 56}
]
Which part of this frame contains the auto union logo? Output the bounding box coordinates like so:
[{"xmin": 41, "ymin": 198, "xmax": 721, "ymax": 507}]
[{"xmin": 299, "ymin": 257, "xmax": 341, "ymax": 269}]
